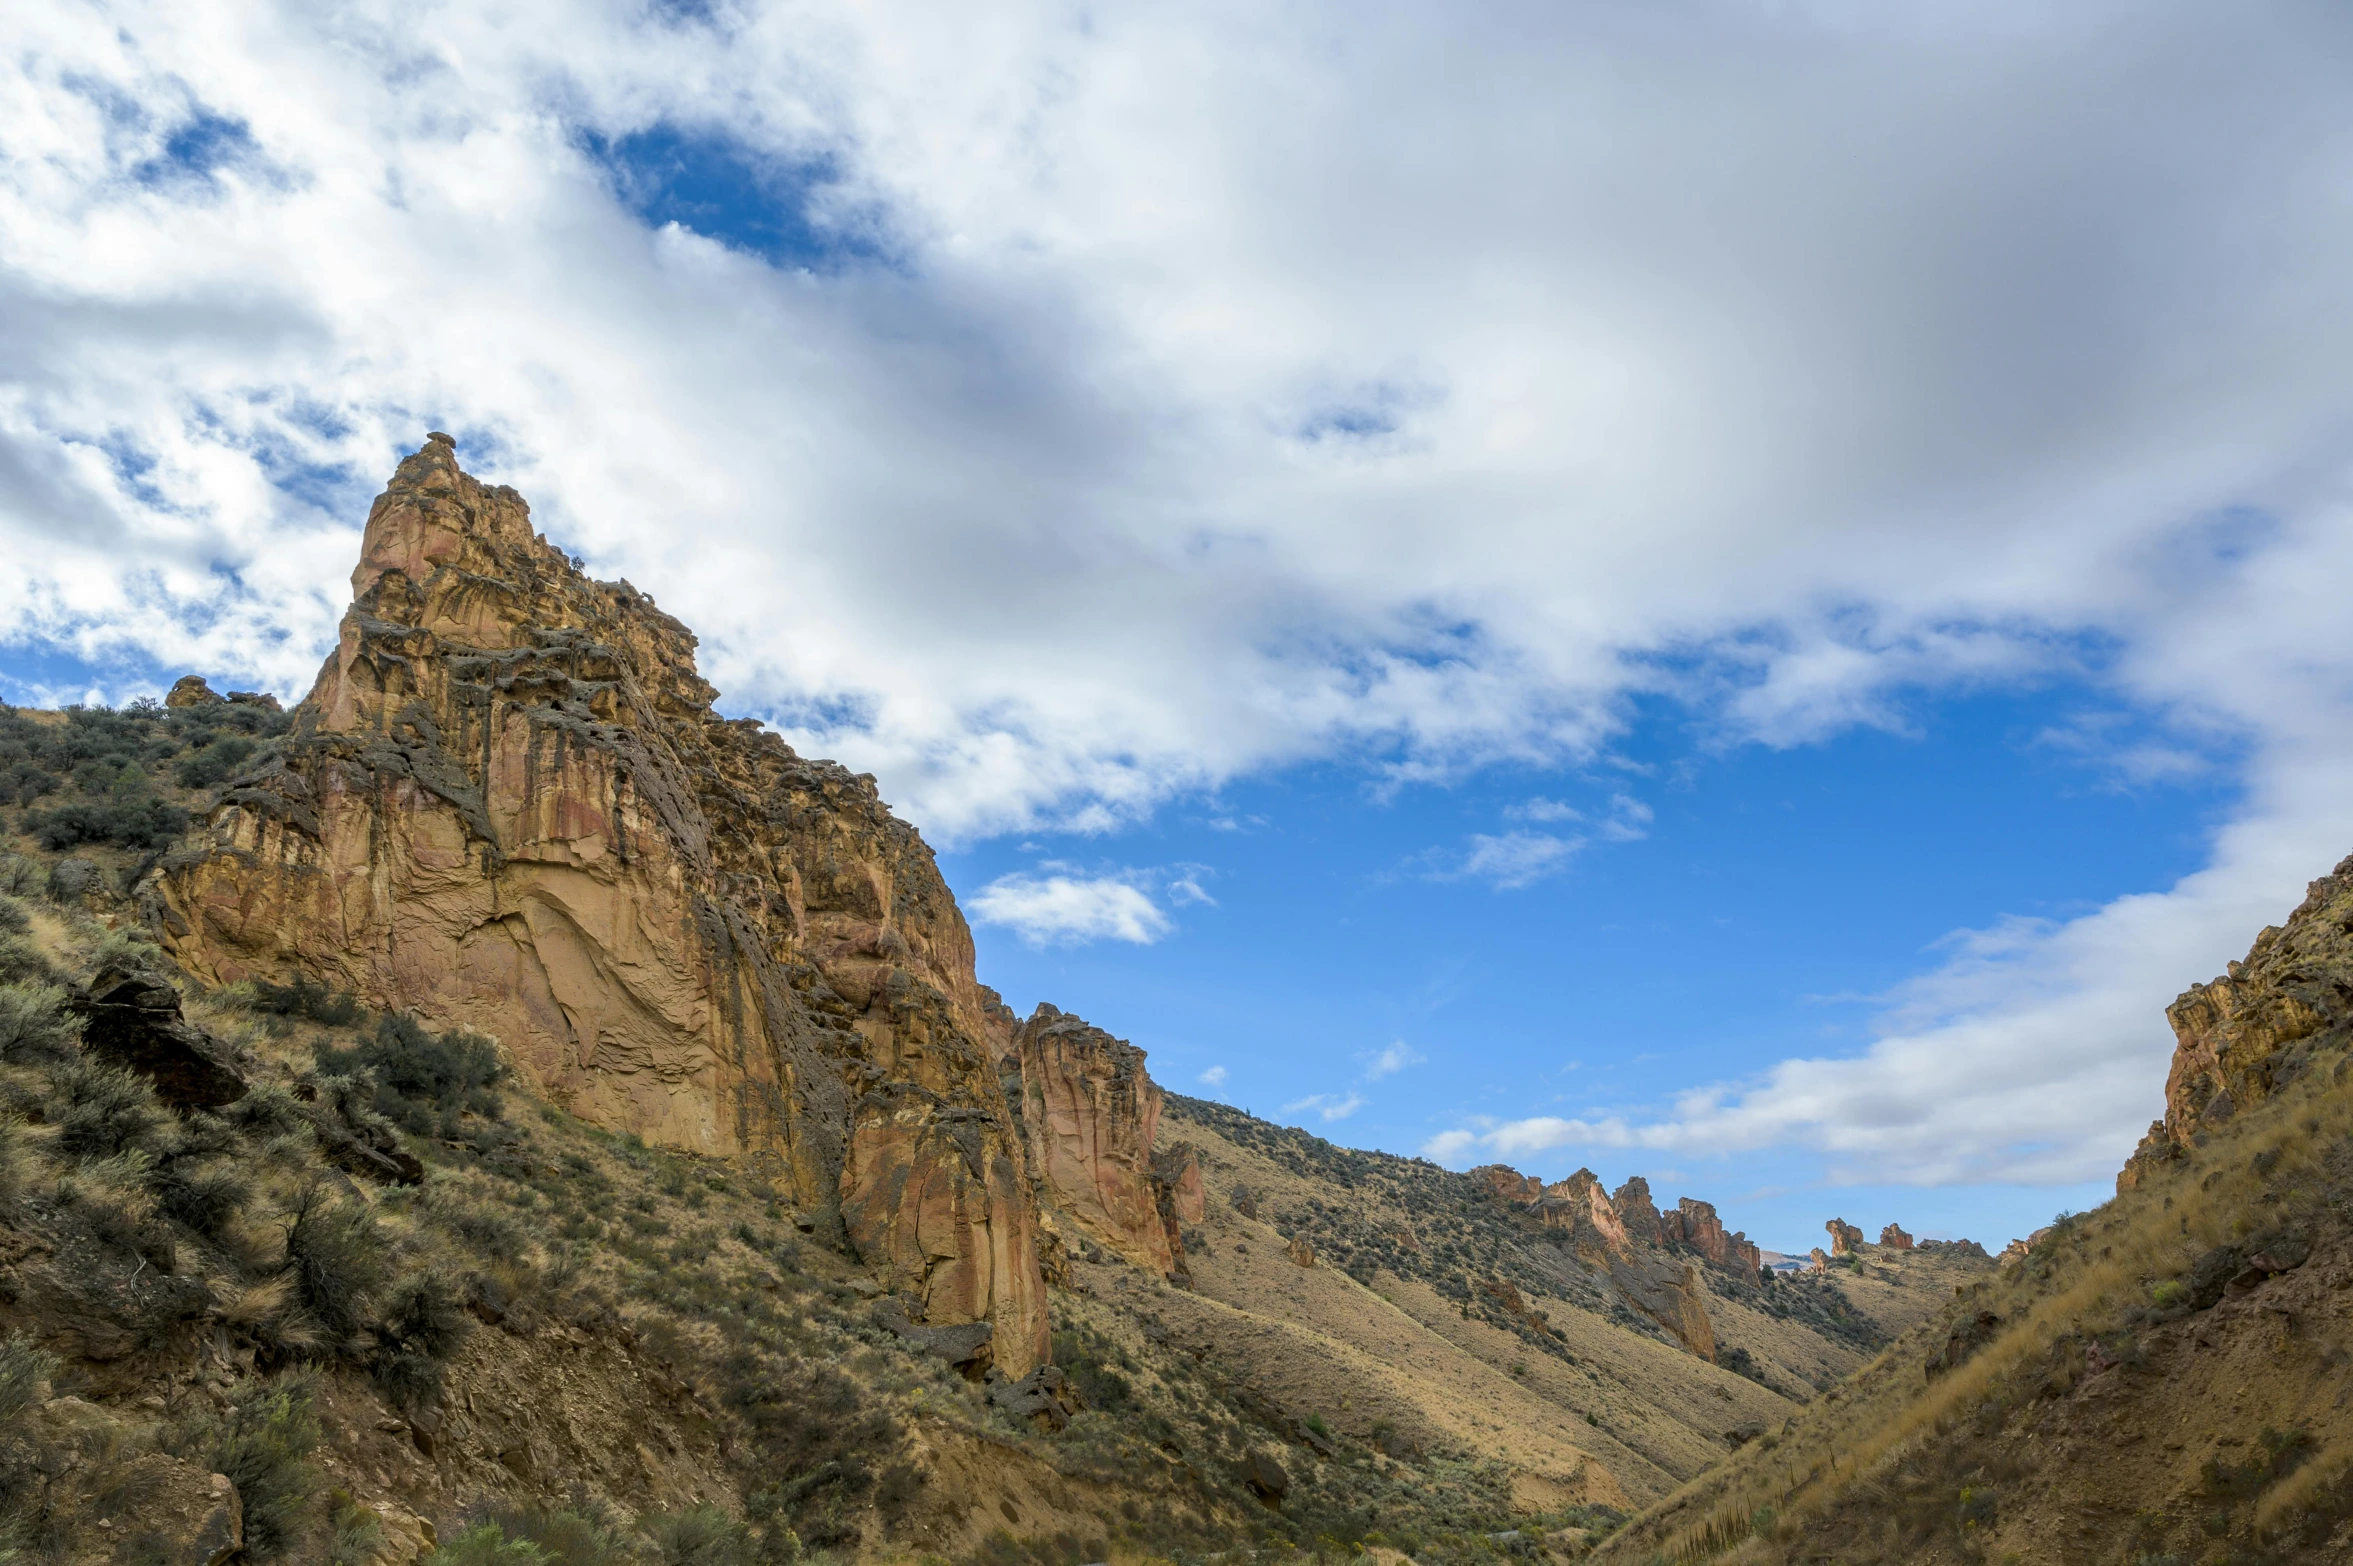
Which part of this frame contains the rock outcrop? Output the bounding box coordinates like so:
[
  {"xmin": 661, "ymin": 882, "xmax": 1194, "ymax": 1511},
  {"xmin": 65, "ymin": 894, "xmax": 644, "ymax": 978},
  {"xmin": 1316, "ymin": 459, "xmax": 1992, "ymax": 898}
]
[
  {"xmin": 1825, "ymin": 1218, "xmax": 1865, "ymax": 1256},
  {"xmin": 1006, "ymin": 1004, "xmax": 1201, "ymax": 1280},
  {"xmin": 1666, "ymin": 1197, "xmax": 1765, "ymax": 1275},
  {"xmin": 2119, "ymin": 853, "xmax": 2353, "ymax": 1192},
  {"xmin": 1475, "ymin": 1163, "xmax": 1757, "ymax": 1360},
  {"xmin": 1878, "ymin": 1223, "xmax": 1914, "ymax": 1250},
  {"xmin": 150, "ymin": 437, "xmax": 1052, "ymax": 1371}
]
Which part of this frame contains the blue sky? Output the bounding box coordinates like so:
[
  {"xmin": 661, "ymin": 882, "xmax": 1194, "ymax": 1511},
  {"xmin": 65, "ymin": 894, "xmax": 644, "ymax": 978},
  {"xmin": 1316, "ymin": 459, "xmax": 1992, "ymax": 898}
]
[{"xmin": 8, "ymin": 2, "xmax": 2353, "ymax": 1257}]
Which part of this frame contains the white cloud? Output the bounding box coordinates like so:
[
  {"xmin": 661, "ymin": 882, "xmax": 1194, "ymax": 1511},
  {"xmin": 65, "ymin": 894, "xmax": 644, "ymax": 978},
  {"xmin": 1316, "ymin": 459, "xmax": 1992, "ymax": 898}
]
[
  {"xmin": 1454, "ymin": 832, "xmax": 1583, "ymax": 889},
  {"xmin": 1362, "ymin": 1041, "xmax": 1425, "ymax": 1080},
  {"xmin": 8, "ymin": 0, "xmax": 2353, "ymax": 1182},
  {"xmin": 1285, "ymin": 1091, "xmax": 1366, "ymax": 1123},
  {"xmin": 969, "ymin": 872, "xmax": 1171, "ymax": 947},
  {"xmin": 1198, "ymin": 1065, "xmax": 1229, "ymax": 1087},
  {"xmin": 1508, "ymin": 798, "xmax": 1582, "ymax": 823},
  {"xmin": 1420, "ymin": 1128, "xmax": 1479, "ymax": 1162}
]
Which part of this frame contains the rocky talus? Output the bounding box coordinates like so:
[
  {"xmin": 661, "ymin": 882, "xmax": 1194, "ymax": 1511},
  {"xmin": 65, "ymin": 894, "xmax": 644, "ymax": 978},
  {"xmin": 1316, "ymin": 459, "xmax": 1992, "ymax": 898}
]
[{"xmin": 150, "ymin": 437, "xmax": 1065, "ymax": 1365}]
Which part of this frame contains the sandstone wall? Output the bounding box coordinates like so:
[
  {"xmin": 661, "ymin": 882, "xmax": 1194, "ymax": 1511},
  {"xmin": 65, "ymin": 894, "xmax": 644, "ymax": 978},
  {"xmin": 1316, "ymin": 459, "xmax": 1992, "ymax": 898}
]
[{"xmin": 150, "ymin": 437, "xmax": 1049, "ymax": 1370}]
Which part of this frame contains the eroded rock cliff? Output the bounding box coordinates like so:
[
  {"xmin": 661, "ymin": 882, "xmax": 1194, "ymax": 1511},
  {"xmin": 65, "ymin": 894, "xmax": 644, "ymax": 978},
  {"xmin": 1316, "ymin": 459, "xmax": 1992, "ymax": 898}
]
[
  {"xmin": 150, "ymin": 436, "xmax": 1051, "ymax": 1369},
  {"xmin": 1475, "ymin": 1161, "xmax": 1760, "ymax": 1360},
  {"xmin": 2119, "ymin": 852, "xmax": 2353, "ymax": 1191}
]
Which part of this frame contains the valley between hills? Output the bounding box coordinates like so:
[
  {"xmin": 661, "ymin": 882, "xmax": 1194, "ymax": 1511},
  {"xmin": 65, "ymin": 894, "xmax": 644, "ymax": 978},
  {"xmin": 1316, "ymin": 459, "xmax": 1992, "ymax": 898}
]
[{"xmin": 0, "ymin": 437, "xmax": 2345, "ymax": 1565}]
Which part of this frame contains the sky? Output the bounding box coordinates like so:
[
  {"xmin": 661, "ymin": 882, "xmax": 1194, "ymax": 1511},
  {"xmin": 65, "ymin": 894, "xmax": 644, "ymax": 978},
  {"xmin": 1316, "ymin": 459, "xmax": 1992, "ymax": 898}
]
[{"xmin": 7, "ymin": 2, "xmax": 2353, "ymax": 1252}]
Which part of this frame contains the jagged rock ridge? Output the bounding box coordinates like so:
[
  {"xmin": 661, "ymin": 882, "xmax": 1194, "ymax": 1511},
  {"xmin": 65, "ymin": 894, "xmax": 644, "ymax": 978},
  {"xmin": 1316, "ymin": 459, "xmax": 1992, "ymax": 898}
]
[{"xmin": 152, "ymin": 437, "xmax": 1073, "ymax": 1367}]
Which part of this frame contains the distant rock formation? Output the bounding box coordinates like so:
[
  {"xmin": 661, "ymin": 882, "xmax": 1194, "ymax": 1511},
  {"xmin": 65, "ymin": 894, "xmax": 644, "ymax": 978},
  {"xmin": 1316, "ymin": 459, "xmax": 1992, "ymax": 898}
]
[
  {"xmin": 1808, "ymin": 1247, "xmax": 1829, "ymax": 1276},
  {"xmin": 1878, "ymin": 1223, "xmax": 1914, "ymax": 1250},
  {"xmin": 2119, "ymin": 852, "xmax": 2353, "ymax": 1192},
  {"xmin": 150, "ymin": 436, "xmax": 1056, "ymax": 1372},
  {"xmin": 1667, "ymin": 1197, "xmax": 1764, "ymax": 1275},
  {"xmin": 1825, "ymin": 1218, "xmax": 1865, "ymax": 1256},
  {"xmin": 1473, "ymin": 1162, "xmax": 1765, "ymax": 1360}
]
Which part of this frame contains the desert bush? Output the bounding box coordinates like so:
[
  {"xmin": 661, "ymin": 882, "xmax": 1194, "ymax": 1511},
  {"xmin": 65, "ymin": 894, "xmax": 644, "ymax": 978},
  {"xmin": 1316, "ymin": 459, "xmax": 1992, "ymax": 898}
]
[
  {"xmin": 279, "ymin": 1182, "xmax": 391, "ymax": 1348},
  {"xmin": 371, "ymin": 1272, "xmax": 473, "ymax": 1412},
  {"xmin": 317, "ymin": 1013, "xmax": 502, "ymax": 1136},
  {"xmin": 0, "ymin": 936, "xmax": 56, "ymax": 987},
  {"xmin": 152, "ymin": 1155, "xmax": 255, "ymax": 1239},
  {"xmin": 224, "ymin": 1079, "xmax": 311, "ymax": 1138},
  {"xmin": 246, "ymin": 973, "xmax": 364, "ymax": 1027},
  {"xmin": 176, "ymin": 733, "xmax": 257, "ymax": 789},
  {"xmin": 50, "ymin": 1058, "xmax": 169, "ymax": 1160},
  {"xmin": 24, "ymin": 795, "xmax": 188, "ymax": 852},
  {"xmin": 427, "ymin": 1522, "xmax": 555, "ymax": 1564},
  {"xmin": 642, "ymin": 1505, "xmax": 752, "ymax": 1566},
  {"xmin": 181, "ymin": 1373, "xmax": 327, "ymax": 1561},
  {"xmin": 0, "ymin": 897, "xmax": 23, "ymax": 935},
  {"xmin": 459, "ymin": 1500, "xmax": 643, "ymax": 1566},
  {"xmin": 0, "ymin": 984, "xmax": 78, "ymax": 1065}
]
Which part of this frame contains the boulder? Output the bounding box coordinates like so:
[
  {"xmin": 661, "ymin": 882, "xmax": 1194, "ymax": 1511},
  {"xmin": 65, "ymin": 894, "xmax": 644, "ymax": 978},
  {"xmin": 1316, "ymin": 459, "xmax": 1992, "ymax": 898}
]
[
  {"xmin": 873, "ymin": 1295, "xmax": 994, "ymax": 1372},
  {"xmin": 987, "ymin": 1364, "xmax": 1076, "ymax": 1430},
  {"xmin": 166, "ymin": 676, "xmax": 226, "ymax": 709},
  {"xmin": 71, "ymin": 961, "xmax": 247, "ymax": 1109},
  {"xmin": 1240, "ymin": 1449, "xmax": 1290, "ymax": 1502}
]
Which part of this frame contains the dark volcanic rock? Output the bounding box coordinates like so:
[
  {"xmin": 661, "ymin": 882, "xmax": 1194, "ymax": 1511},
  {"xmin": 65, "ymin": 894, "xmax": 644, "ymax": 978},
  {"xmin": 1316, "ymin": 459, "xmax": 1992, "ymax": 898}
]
[{"xmin": 71, "ymin": 962, "xmax": 246, "ymax": 1109}]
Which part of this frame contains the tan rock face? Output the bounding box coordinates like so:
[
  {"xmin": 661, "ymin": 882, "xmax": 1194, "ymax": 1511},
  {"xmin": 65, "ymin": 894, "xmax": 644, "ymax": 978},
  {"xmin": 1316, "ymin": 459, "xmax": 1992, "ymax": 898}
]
[
  {"xmin": 2119, "ymin": 852, "xmax": 2353, "ymax": 1191},
  {"xmin": 1825, "ymin": 1218, "xmax": 1865, "ymax": 1257},
  {"xmin": 1474, "ymin": 1163, "xmax": 1747, "ymax": 1358},
  {"xmin": 149, "ymin": 438, "xmax": 1047, "ymax": 1372},
  {"xmin": 1668, "ymin": 1197, "xmax": 1764, "ymax": 1276},
  {"xmin": 1878, "ymin": 1223, "xmax": 1915, "ymax": 1250},
  {"xmin": 1009, "ymin": 1003, "xmax": 1188, "ymax": 1278}
]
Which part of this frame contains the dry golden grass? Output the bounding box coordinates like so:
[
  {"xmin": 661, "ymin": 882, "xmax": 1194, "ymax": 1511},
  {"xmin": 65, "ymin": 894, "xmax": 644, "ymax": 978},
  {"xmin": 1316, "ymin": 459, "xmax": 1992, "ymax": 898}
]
[{"xmin": 1598, "ymin": 1055, "xmax": 2353, "ymax": 1564}]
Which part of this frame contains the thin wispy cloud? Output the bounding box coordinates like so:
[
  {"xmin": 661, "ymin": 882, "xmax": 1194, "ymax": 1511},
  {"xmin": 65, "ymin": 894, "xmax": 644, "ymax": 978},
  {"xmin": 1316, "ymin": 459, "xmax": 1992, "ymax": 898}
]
[
  {"xmin": 1361, "ymin": 1041, "xmax": 1425, "ymax": 1080},
  {"xmin": 1285, "ymin": 1091, "xmax": 1366, "ymax": 1123},
  {"xmin": 1198, "ymin": 1065, "xmax": 1229, "ymax": 1088}
]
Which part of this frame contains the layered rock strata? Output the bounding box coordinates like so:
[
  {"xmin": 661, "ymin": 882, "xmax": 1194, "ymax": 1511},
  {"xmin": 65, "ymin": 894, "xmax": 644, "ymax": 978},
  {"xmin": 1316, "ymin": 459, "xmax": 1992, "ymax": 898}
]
[
  {"xmin": 2119, "ymin": 852, "xmax": 2353, "ymax": 1191},
  {"xmin": 150, "ymin": 437, "xmax": 1050, "ymax": 1370}
]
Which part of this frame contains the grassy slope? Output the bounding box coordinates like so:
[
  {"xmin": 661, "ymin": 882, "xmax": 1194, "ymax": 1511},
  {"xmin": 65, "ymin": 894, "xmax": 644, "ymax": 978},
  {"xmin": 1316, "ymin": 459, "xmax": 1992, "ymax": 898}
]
[{"xmin": 1593, "ymin": 1056, "xmax": 2353, "ymax": 1566}]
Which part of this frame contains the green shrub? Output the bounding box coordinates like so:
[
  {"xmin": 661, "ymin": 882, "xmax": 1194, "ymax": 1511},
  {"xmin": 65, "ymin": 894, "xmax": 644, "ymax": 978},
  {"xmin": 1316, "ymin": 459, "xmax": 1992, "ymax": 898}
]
[
  {"xmin": 280, "ymin": 1182, "xmax": 390, "ymax": 1347},
  {"xmin": 176, "ymin": 734, "xmax": 257, "ymax": 789},
  {"xmin": 224, "ymin": 1080, "xmax": 312, "ymax": 1138},
  {"xmin": 153, "ymin": 1157, "xmax": 254, "ymax": 1239},
  {"xmin": 0, "ymin": 984, "xmax": 78, "ymax": 1065},
  {"xmin": 459, "ymin": 1501, "xmax": 640, "ymax": 1566},
  {"xmin": 371, "ymin": 1272, "xmax": 473, "ymax": 1412},
  {"xmin": 424, "ymin": 1521, "xmax": 553, "ymax": 1564},
  {"xmin": 24, "ymin": 796, "xmax": 188, "ymax": 852},
  {"xmin": 183, "ymin": 1374, "xmax": 326, "ymax": 1561},
  {"xmin": 316, "ymin": 1014, "xmax": 502, "ymax": 1137},
  {"xmin": 247, "ymin": 974, "xmax": 364, "ymax": 1028},
  {"xmin": 642, "ymin": 1505, "xmax": 752, "ymax": 1566},
  {"xmin": 50, "ymin": 1058, "xmax": 169, "ymax": 1159}
]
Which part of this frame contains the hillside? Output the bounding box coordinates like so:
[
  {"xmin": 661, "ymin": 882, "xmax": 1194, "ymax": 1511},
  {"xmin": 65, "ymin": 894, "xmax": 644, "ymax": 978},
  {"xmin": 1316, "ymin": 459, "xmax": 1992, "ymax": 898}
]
[
  {"xmin": 1593, "ymin": 854, "xmax": 2353, "ymax": 1565},
  {"xmin": 0, "ymin": 436, "xmax": 1995, "ymax": 1564}
]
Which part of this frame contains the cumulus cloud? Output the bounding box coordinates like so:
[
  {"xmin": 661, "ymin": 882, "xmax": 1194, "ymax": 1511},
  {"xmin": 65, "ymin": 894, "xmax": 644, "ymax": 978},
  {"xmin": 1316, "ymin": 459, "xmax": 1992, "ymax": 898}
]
[
  {"xmin": 1285, "ymin": 1092, "xmax": 1366, "ymax": 1123},
  {"xmin": 1199, "ymin": 1065, "xmax": 1229, "ymax": 1088},
  {"xmin": 969, "ymin": 871, "xmax": 1172, "ymax": 947},
  {"xmin": 10, "ymin": 0, "xmax": 2353, "ymax": 1181}
]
